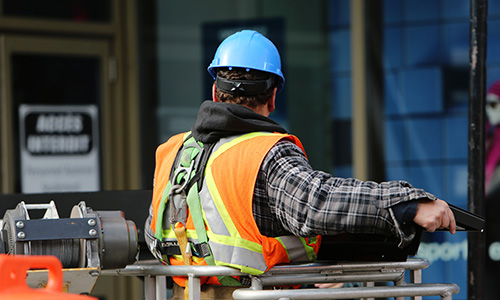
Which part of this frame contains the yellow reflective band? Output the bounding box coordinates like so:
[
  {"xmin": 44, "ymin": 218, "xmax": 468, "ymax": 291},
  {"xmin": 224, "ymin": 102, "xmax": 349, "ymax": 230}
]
[
  {"xmin": 301, "ymin": 237, "xmax": 318, "ymax": 261},
  {"xmin": 208, "ymin": 132, "xmax": 278, "ymax": 164},
  {"xmin": 203, "ymin": 169, "xmax": 240, "ymax": 237},
  {"xmin": 209, "ymin": 240, "xmax": 267, "ymax": 274},
  {"xmin": 208, "ymin": 230, "xmax": 263, "ymax": 253},
  {"xmin": 213, "ymin": 260, "xmax": 264, "ymax": 275},
  {"xmin": 275, "ymin": 236, "xmax": 313, "ymax": 262},
  {"xmin": 275, "ymin": 238, "xmax": 290, "ymax": 260}
]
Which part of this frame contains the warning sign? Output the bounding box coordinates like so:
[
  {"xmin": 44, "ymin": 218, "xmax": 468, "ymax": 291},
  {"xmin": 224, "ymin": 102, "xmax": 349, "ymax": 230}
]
[{"xmin": 19, "ymin": 105, "xmax": 100, "ymax": 193}]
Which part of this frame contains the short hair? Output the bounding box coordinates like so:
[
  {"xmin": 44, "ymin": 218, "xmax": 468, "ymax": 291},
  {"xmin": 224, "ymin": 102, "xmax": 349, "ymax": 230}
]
[{"xmin": 215, "ymin": 68, "xmax": 278, "ymax": 108}]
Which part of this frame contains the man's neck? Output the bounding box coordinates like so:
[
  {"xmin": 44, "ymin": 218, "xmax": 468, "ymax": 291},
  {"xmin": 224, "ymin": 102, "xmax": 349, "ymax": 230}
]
[{"xmin": 245, "ymin": 104, "xmax": 270, "ymax": 117}]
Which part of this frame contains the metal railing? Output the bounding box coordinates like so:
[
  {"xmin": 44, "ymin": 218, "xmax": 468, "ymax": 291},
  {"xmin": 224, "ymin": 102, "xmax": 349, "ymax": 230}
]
[
  {"xmin": 101, "ymin": 258, "xmax": 459, "ymax": 300},
  {"xmin": 232, "ymin": 284, "xmax": 459, "ymax": 300}
]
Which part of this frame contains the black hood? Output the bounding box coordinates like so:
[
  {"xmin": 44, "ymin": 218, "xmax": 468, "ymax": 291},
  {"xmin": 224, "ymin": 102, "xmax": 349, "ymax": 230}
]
[{"xmin": 191, "ymin": 101, "xmax": 287, "ymax": 143}]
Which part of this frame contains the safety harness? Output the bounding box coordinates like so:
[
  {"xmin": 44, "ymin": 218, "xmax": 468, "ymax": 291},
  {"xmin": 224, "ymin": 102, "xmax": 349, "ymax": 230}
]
[{"xmin": 155, "ymin": 132, "xmax": 242, "ymax": 286}]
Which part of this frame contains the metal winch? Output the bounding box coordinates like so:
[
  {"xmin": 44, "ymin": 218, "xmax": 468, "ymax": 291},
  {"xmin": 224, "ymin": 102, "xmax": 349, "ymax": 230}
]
[{"xmin": 0, "ymin": 201, "xmax": 138, "ymax": 269}]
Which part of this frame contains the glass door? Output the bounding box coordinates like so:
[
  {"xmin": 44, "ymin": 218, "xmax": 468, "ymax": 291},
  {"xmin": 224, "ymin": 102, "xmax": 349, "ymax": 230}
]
[{"xmin": 0, "ymin": 35, "xmax": 112, "ymax": 193}]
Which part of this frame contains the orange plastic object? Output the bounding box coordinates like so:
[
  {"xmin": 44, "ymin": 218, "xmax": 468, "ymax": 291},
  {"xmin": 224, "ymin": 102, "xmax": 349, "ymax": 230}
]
[{"xmin": 0, "ymin": 254, "xmax": 97, "ymax": 300}]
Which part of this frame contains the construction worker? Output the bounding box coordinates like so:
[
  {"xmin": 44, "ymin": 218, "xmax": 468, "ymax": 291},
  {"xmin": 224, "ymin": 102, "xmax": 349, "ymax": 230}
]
[{"xmin": 144, "ymin": 30, "xmax": 456, "ymax": 300}]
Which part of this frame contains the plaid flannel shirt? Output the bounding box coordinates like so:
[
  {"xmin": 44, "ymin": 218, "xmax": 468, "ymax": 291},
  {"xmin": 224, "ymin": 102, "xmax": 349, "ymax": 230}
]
[{"xmin": 253, "ymin": 140, "xmax": 435, "ymax": 243}]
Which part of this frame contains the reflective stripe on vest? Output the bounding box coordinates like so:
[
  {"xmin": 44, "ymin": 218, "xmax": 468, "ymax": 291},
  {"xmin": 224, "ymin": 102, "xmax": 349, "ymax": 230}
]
[{"xmin": 276, "ymin": 236, "xmax": 314, "ymax": 262}]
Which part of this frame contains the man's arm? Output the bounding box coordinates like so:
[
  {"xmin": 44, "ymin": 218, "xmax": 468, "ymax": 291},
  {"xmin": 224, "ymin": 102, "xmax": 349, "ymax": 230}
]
[{"xmin": 261, "ymin": 141, "xmax": 456, "ymax": 244}]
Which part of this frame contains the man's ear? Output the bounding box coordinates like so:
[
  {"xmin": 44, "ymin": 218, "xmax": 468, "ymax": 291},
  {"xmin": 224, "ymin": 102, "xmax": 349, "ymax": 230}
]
[
  {"xmin": 267, "ymin": 87, "xmax": 277, "ymax": 113},
  {"xmin": 212, "ymin": 83, "xmax": 219, "ymax": 102}
]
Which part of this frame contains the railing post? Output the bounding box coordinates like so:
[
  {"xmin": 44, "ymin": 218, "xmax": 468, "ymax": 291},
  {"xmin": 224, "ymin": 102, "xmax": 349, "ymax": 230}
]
[
  {"xmin": 188, "ymin": 273, "xmax": 201, "ymax": 300},
  {"xmin": 410, "ymin": 269, "xmax": 423, "ymax": 300},
  {"xmin": 251, "ymin": 277, "xmax": 264, "ymax": 290},
  {"xmin": 143, "ymin": 275, "xmax": 166, "ymax": 300},
  {"xmin": 155, "ymin": 276, "xmax": 167, "ymax": 300}
]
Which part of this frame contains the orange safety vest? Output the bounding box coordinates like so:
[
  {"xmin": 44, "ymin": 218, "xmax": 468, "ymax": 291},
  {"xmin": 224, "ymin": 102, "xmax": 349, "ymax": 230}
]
[{"xmin": 150, "ymin": 132, "xmax": 321, "ymax": 286}]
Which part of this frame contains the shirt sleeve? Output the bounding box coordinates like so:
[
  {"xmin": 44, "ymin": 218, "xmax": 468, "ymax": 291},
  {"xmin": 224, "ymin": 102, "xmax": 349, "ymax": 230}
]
[
  {"xmin": 261, "ymin": 140, "xmax": 436, "ymax": 248},
  {"xmin": 391, "ymin": 200, "xmax": 419, "ymax": 235}
]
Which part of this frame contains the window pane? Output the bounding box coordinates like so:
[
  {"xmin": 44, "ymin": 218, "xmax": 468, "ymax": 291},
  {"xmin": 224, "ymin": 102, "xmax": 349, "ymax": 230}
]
[
  {"xmin": 12, "ymin": 54, "xmax": 100, "ymax": 105},
  {"xmin": 2, "ymin": 0, "xmax": 111, "ymax": 23}
]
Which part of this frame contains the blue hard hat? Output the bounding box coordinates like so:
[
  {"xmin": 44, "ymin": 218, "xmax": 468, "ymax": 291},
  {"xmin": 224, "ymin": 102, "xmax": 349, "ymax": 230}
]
[{"xmin": 207, "ymin": 30, "xmax": 285, "ymax": 92}]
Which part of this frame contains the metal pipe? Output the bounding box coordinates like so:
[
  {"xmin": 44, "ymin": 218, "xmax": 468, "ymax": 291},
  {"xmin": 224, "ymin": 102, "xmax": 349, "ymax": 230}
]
[
  {"xmin": 468, "ymin": 0, "xmax": 488, "ymax": 300},
  {"xmin": 188, "ymin": 273, "xmax": 201, "ymax": 300},
  {"xmin": 232, "ymin": 283, "xmax": 460, "ymax": 300},
  {"xmin": 100, "ymin": 258, "xmax": 430, "ymax": 278},
  {"xmin": 144, "ymin": 275, "xmax": 166, "ymax": 300},
  {"xmin": 260, "ymin": 258, "xmax": 429, "ymax": 275},
  {"xmin": 251, "ymin": 277, "xmax": 264, "ymax": 290},
  {"xmin": 100, "ymin": 262, "xmax": 246, "ymax": 277},
  {"xmin": 253, "ymin": 272, "xmax": 404, "ymax": 286}
]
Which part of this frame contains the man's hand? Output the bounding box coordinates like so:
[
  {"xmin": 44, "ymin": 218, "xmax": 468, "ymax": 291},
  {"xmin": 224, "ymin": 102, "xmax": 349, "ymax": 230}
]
[{"xmin": 413, "ymin": 199, "xmax": 456, "ymax": 234}]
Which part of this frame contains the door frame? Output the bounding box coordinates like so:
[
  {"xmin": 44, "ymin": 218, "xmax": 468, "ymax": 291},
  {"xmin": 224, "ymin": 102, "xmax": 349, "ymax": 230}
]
[
  {"xmin": 0, "ymin": 0, "xmax": 141, "ymax": 194},
  {"xmin": 0, "ymin": 35, "xmax": 112, "ymax": 192}
]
